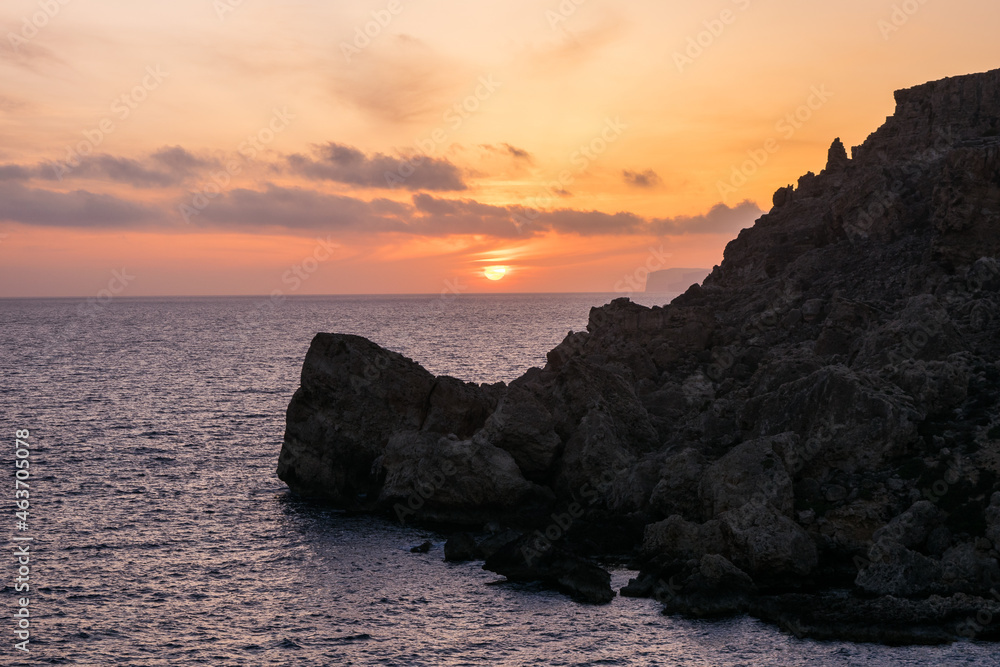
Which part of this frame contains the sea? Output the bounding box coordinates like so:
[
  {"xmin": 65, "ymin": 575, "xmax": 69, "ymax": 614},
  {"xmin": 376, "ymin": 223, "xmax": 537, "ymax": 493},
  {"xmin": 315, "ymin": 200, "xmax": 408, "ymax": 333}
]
[{"xmin": 3, "ymin": 294, "xmax": 1000, "ymax": 666}]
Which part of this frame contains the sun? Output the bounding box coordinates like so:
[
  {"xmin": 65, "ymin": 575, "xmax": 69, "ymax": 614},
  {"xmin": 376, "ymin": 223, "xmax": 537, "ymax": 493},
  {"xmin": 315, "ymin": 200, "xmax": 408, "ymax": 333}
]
[{"xmin": 483, "ymin": 265, "xmax": 508, "ymax": 281}]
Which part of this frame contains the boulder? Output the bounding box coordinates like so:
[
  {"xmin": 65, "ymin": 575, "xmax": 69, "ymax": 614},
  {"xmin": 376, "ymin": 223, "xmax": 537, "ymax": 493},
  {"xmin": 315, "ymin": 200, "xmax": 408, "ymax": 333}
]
[
  {"xmin": 856, "ymin": 540, "xmax": 942, "ymax": 597},
  {"xmin": 718, "ymin": 501, "xmax": 818, "ymax": 579},
  {"xmin": 278, "ymin": 334, "xmax": 498, "ymax": 503},
  {"xmin": 483, "ymin": 534, "xmax": 614, "ymax": 604},
  {"xmin": 444, "ymin": 533, "xmax": 478, "ymax": 562},
  {"xmin": 661, "ymin": 554, "xmax": 757, "ymax": 617},
  {"xmin": 377, "ymin": 431, "xmax": 544, "ymax": 524},
  {"xmin": 641, "ymin": 514, "xmax": 726, "ymax": 561},
  {"xmin": 648, "ymin": 448, "xmax": 706, "ymax": 520},
  {"xmin": 872, "ymin": 500, "xmax": 947, "ymax": 551},
  {"xmin": 699, "ymin": 437, "xmax": 794, "ymax": 518}
]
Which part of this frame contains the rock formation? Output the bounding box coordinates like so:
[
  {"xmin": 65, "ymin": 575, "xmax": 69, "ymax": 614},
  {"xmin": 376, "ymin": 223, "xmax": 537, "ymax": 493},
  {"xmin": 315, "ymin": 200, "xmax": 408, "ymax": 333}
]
[{"xmin": 278, "ymin": 68, "xmax": 1000, "ymax": 643}]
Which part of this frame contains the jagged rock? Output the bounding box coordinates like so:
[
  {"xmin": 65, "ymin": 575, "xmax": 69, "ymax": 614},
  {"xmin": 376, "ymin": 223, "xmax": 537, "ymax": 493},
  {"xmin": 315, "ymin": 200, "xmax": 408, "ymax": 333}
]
[
  {"xmin": 987, "ymin": 492, "xmax": 1000, "ymax": 551},
  {"xmin": 750, "ymin": 592, "xmax": 1000, "ymax": 644},
  {"xmin": 856, "ymin": 540, "xmax": 942, "ymax": 597},
  {"xmin": 483, "ymin": 534, "xmax": 615, "ymax": 604},
  {"xmin": 940, "ymin": 542, "xmax": 1000, "ymax": 595},
  {"xmin": 475, "ymin": 529, "xmax": 522, "ymax": 559},
  {"xmin": 279, "ymin": 68, "xmax": 1000, "ymax": 642},
  {"xmin": 660, "ymin": 554, "xmax": 756, "ymax": 617},
  {"xmin": 277, "ymin": 334, "xmax": 499, "ymax": 503},
  {"xmin": 444, "ymin": 533, "xmax": 478, "ymax": 562},
  {"xmin": 641, "ymin": 514, "xmax": 726, "ymax": 561},
  {"xmin": 476, "ymin": 381, "xmax": 561, "ymax": 481},
  {"xmin": 825, "ymin": 137, "xmax": 850, "ymax": 172},
  {"xmin": 872, "ymin": 500, "xmax": 947, "ymax": 551},
  {"xmin": 773, "ymin": 185, "xmax": 794, "ymax": 208},
  {"xmin": 718, "ymin": 501, "xmax": 818, "ymax": 579},
  {"xmin": 699, "ymin": 436, "xmax": 794, "ymax": 518},
  {"xmin": 410, "ymin": 541, "xmax": 432, "ymax": 554},
  {"xmin": 969, "ymin": 257, "xmax": 1000, "ymax": 292},
  {"xmin": 377, "ymin": 431, "xmax": 544, "ymax": 524},
  {"xmin": 648, "ymin": 448, "xmax": 706, "ymax": 520}
]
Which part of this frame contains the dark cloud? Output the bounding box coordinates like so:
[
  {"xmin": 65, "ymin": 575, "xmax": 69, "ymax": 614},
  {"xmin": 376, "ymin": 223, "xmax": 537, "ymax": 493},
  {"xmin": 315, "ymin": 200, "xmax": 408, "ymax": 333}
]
[
  {"xmin": 651, "ymin": 200, "xmax": 762, "ymax": 235},
  {"xmin": 200, "ymin": 191, "xmax": 750, "ymax": 240},
  {"xmin": 287, "ymin": 143, "xmax": 467, "ymax": 191},
  {"xmin": 151, "ymin": 146, "xmax": 216, "ymax": 173},
  {"xmin": 410, "ymin": 193, "xmax": 522, "ymax": 237},
  {"xmin": 543, "ymin": 208, "xmax": 645, "ymax": 236},
  {"xmin": 503, "ymin": 144, "xmax": 532, "ymax": 161},
  {"xmin": 57, "ymin": 155, "xmax": 183, "ymax": 188},
  {"xmin": 2, "ymin": 147, "xmax": 215, "ymax": 187},
  {"xmin": 623, "ymin": 169, "xmax": 662, "ymax": 189},
  {"xmin": 478, "ymin": 143, "xmax": 533, "ymax": 163},
  {"xmin": 0, "ymin": 182, "xmax": 163, "ymax": 227},
  {"xmin": 0, "ymin": 164, "xmax": 32, "ymax": 181},
  {"xmin": 0, "ymin": 173, "xmax": 762, "ymax": 241},
  {"xmin": 194, "ymin": 184, "xmax": 410, "ymax": 231}
]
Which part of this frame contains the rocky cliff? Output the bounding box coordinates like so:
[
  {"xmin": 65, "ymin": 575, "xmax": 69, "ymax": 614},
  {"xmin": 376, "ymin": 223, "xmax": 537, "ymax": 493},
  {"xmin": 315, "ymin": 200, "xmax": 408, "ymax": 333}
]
[{"xmin": 277, "ymin": 68, "xmax": 1000, "ymax": 643}]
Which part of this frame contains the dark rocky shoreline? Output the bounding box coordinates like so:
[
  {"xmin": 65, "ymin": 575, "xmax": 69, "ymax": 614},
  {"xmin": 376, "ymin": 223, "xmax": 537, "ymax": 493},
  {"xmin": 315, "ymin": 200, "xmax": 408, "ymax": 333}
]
[{"xmin": 277, "ymin": 68, "xmax": 1000, "ymax": 644}]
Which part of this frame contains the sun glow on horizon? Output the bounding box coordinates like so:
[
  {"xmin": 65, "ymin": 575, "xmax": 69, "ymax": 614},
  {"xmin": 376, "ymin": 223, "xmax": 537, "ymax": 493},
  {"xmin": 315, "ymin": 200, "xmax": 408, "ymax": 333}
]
[{"xmin": 483, "ymin": 265, "xmax": 508, "ymax": 281}]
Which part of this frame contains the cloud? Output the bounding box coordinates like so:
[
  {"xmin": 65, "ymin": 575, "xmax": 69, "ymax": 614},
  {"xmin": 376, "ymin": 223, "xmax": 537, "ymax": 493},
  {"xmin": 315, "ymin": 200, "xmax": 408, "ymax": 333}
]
[
  {"xmin": 0, "ymin": 182, "xmax": 163, "ymax": 227},
  {"xmin": 0, "ymin": 39, "xmax": 67, "ymax": 72},
  {"xmin": 331, "ymin": 36, "xmax": 473, "ymax": 124},
  {"xmin": 0, "ymin": 175, "xmax": 762, "ymax": 241},
  {"xmin": 194, "ymin": 184, "xmax": 410, "ymax": 231},
  {"xmin": 0, "ymin": 147, "xmax": 217, "ymax": 187},
  {"xmin": 53, "ymin": 155, "xmax": 184, "ymax": 188},
  {"xmin": 151, "ymin": 146, "xmax": 215, "ymax": 173},
  {"xmin": 287, "ymin": 143, "xmax": 466, "ymax": 191},
  {"xmin": 477, "ymin": 143, "xmax": 534, "ymax": 163},
  {"xmin": 0, "ymin": 164, "xmax": 32, "ymax": 181},
  {"xmin": 623, "ymin": 168, "xmax": 662, "ymax": 189},
  {"xmin": 191, "ymin": 189, "xmax": 755, "ymax": 240},
  {"xmin": 651, "ymin": 200, "xmax": 762, "ymax": 235}
]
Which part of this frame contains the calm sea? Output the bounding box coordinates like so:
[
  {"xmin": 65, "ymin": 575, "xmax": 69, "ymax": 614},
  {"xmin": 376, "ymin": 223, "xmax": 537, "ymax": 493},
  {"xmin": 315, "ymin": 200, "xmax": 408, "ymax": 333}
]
[{"xmin": 2, "ymin": 294, "xmax": 999, "ymax": 666}]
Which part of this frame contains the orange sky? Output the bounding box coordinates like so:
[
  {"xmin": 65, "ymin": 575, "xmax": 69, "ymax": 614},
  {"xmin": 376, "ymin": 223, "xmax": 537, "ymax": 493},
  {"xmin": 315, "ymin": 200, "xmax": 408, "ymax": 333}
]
[{"xmin": 1, "ymin": 0, "xmax": 997, "ymax": 297}]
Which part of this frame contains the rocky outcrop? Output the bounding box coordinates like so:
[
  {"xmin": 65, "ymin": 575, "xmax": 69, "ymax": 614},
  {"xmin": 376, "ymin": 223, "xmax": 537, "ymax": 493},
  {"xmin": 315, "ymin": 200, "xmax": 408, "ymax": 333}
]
[
  {"xmin": 279, "ymin": 68, "xmax": 1000, "ymax": 643},
  {"xmin": 277, "ymin": 334, "xmax": 504, "ymax": 505},
  {"xmin": 483, "ymin": 534, "xmax": 615, "ymax": 604}
]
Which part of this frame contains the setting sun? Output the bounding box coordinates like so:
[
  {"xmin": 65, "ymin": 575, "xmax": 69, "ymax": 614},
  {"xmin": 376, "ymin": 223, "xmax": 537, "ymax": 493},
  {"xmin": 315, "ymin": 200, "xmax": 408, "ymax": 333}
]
[{"xmin": 483, "ymin": 265, "xmax": 508, "ymax": 281}]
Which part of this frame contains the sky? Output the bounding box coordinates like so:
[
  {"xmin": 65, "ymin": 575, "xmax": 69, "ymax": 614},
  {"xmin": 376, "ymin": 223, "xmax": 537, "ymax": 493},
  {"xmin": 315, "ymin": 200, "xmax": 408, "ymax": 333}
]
[{"xmin": 0, "ymin": 0, "xmax": 997, "ymax": 297}]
